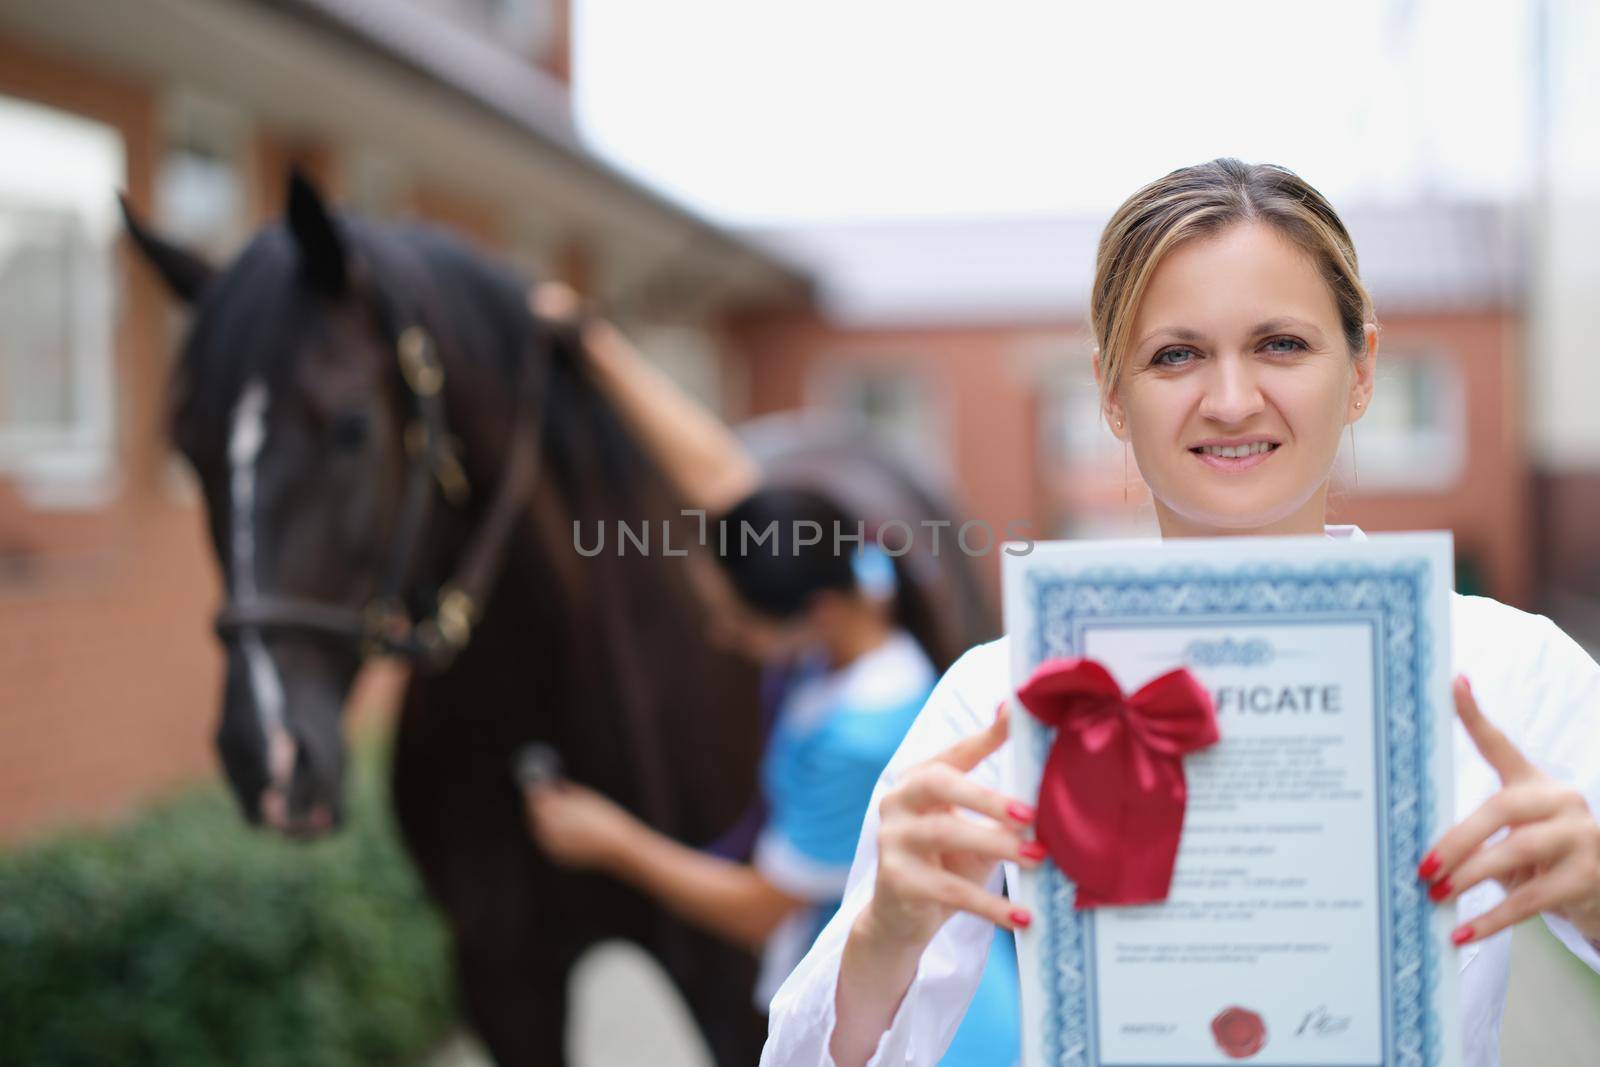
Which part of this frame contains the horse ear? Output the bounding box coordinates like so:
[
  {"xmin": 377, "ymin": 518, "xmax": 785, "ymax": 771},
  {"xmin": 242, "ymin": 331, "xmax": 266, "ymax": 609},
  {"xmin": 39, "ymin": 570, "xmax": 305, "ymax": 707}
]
[
  {"xmin": 118, "ymin": 193, "xmax": 214, "ymax": 304},
  {"xmin": 286, "ymin": 166, "xmax": 347, "ymax": 296}
]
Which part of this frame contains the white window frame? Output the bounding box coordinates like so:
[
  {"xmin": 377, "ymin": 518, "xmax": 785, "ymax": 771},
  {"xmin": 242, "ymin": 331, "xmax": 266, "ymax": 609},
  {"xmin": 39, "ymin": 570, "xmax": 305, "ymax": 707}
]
[
  {"xmin": 806, "ymin": 356, "xmax": 952, "ymax": 478},
  {"xmin": 0, "ymin": 97, "xmax": 125, "ymax": 510},
  {"xmin": 158, "ymin": 89, "xmax": 252, "ymax": 260}
]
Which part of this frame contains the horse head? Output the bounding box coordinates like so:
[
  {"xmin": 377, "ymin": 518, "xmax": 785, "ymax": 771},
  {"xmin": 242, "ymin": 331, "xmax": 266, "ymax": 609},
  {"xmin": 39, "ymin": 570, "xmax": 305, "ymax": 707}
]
[{"xmin": 122, "ymin": 172, "xmax": 546, "ymax": 837}]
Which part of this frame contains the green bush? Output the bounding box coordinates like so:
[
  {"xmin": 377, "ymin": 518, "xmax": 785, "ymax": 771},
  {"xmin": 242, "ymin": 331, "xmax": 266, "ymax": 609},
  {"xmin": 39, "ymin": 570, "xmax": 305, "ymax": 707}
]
[{"xmin": 0, "ymin": 735, "xmax": 457, "ymax": 1067}]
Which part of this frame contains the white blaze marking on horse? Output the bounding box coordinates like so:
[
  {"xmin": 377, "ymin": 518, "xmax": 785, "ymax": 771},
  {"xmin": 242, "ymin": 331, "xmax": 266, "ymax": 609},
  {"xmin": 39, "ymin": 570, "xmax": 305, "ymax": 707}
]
[{"xmin": 228, "ymin": 379, "xmax": 292, "ymax": 783}]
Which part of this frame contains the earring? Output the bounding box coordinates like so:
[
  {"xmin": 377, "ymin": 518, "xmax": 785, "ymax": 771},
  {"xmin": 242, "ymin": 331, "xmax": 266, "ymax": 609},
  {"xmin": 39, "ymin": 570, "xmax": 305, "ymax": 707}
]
[
  {"xmin": 1123, "ymin": 440, "xmax": 1130, "ymax": 505},
  {"xmin": 1348, "ymin": 421, "xmax": 1358, "ymax": 489},
  {"xmin": 1350, "ymin": 400, "xmax": 1362, "ymax": 487}
]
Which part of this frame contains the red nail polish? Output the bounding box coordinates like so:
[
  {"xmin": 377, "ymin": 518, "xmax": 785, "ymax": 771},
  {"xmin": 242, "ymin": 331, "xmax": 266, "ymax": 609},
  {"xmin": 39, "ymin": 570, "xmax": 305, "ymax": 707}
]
[
  {"xmin": 1020, "ymin": 841, "xmax": 1047, "ymax": 861},
  {"xmin": 1451, "ymin": 924, "xmax": 1474, "ymax": 946},
  {"xmin": 1428, "ymin": 878, "xmax": 1453, "ymax": 902},
  {"xmin": 1010, "ymin": 908, "xmax": 1032, "ymax": 929},
  {"xmin": 1417, "ymin": 851, "xmax": 1441, "ymax": 880},
  {"xmin": 1006, "ymin": 802, "xmax": 1036, "ymax": 823}
]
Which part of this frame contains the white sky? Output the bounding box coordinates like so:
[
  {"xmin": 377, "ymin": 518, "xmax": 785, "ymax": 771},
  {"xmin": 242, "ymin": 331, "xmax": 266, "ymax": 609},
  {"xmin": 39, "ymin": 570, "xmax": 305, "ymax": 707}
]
[{"xmin": 572, "ymin": 0, "xmax": 1536, "ymax": 225}]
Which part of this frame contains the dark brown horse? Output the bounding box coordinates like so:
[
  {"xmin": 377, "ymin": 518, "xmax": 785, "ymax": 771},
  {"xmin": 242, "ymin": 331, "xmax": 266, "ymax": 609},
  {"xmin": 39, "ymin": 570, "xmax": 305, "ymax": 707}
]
[{"xmin": 122, "ymin": 173, "xmax": 991, "ymax": 1065}]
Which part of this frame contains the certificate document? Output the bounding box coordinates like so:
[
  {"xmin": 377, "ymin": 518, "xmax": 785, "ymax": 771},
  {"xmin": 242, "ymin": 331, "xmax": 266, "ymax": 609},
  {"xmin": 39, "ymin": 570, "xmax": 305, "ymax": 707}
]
[{"xmin": 1003, "ymin": 533, "xmax": 1460, "ymax": 1067}]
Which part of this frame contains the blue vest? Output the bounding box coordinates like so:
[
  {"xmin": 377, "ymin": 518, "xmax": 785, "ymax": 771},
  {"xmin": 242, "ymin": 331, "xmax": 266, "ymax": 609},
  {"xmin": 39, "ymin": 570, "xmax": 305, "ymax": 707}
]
[{"xmin": 758, "ymin": 633, "xmax": 1020, "ymax": 1064}]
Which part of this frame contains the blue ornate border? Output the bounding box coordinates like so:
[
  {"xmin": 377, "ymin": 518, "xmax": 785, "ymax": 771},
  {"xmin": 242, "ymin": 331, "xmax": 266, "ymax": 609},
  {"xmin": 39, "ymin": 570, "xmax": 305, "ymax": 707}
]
[{"xmin": 1021, "ymin": 562, "xmax": 1439, "ymax": 1067}]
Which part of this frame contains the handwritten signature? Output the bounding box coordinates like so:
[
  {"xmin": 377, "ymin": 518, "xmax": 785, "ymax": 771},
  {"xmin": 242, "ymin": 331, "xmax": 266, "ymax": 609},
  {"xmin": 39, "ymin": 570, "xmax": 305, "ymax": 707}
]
[{"xmin": 1296, "ymin": 1005, "xmax": 1351, "ymax": 1037}]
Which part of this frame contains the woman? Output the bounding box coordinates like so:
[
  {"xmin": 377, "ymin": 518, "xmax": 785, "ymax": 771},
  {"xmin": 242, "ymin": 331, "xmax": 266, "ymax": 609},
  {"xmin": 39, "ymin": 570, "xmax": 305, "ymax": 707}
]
[
  {"xmin": 521, "ymin": 363, "xmax": 1020, "ymax": 1059},
  {"xmin": 760, "ymin": 159, "xmax": 1600, "ymax": 1067}
]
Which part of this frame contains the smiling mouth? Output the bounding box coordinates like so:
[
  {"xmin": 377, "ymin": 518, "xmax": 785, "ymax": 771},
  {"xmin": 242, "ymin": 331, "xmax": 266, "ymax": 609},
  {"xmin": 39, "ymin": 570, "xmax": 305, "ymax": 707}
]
[
  {"xmin": 1191, "ymin": 442, "xmax": 1279, "ymax": 459},
  {"xmin": 1189, "ymin": 441, "xmax": 1281, "ymax": 470}
]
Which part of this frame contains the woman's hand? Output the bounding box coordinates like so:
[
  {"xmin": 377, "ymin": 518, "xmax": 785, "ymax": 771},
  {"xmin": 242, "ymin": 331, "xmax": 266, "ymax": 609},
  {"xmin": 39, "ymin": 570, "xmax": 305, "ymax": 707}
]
[
  {"xmin": 523, "ymin": 779, "xmax": 640, "ymax": 872},
  {"xmin": 529, "ymin": 280, "xmax": 584, "ymax": 325},
  {"xmin": 530, "ymin": 281, "xmax": 759, "ymax": 516},
  {"xmin": 1419, "ymin": 676, "xmax": 1600, "ymax": 945},
  {"xmin": 831, "ymin": 705, "xmax": 1041, "ymax": 1066},
  {"xmin": 860, "ymin": 703, "xmax": 1045, "ymax": 953}
]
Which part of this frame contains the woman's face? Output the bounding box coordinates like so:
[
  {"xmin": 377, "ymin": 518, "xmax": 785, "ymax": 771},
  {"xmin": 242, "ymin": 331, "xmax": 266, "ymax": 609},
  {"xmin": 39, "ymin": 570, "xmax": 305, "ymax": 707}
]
[{"xmin": 1105, "ymin": 221, "xmax": 1375, "ymax": 537}]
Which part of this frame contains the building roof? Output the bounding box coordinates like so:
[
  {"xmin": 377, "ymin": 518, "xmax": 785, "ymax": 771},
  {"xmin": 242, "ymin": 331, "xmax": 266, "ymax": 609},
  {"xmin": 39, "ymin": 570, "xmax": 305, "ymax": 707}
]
[
  {"xmin": 272, "ymin": 0, "xmax": 807, "ymax": 288},
  {"xmin": 0, "ymin": 0, "xmax": 810, "ymax": 307},
  {"xmin": 749, "ymin": 201, "xmax": 1524, "ymax": 327}
]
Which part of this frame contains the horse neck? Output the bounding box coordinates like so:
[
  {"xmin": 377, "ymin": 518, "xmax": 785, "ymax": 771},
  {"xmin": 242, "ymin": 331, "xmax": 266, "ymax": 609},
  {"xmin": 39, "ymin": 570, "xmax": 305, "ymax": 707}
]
[{"xmin": 423, "ymin": 363, "xmax": 750, "ymax": 834}]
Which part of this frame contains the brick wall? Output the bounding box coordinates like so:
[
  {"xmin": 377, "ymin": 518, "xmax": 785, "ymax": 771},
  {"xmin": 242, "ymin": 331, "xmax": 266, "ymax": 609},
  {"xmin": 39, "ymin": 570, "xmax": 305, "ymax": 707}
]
[{"xmin": 0, "ymin": 36, "xmax": 225, "ymax": 844}]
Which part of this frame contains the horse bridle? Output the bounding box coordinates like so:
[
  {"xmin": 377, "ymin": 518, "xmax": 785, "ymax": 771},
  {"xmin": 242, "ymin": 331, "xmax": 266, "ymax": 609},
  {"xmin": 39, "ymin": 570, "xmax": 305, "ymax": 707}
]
[{"xmin": 213, "ymin": 319, "xmax": 549, "ymax": 671}]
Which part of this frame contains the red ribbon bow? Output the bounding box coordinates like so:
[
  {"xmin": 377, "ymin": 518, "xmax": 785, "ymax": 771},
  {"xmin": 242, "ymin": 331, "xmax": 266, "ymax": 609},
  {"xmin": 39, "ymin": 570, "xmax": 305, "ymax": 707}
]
[{"xmin": 1015, "ymin": 657, "xmax": 1219, "ymax": 909}]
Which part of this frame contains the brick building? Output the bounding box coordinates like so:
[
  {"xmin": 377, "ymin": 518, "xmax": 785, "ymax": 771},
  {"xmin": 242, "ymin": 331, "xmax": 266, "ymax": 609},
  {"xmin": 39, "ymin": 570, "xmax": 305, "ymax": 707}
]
[{"xmin": 0, "ymin": 0, "xmax": 805, "ymax": 842}]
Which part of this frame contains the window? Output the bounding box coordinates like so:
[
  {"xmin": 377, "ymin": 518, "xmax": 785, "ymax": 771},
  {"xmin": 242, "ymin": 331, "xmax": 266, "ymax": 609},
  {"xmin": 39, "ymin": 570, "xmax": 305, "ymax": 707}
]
[
  {"xmin": 158, "ymin": 91, "xmax": 248, "ymax": 260},
  {"xmin": 1336, "ymin": 355, "xmax": 1466, "ymax": 491},
  {"xmin": 1040, "ymin": 368, "xmax": 1118, "ymax": 468},
  {"xmin": 0, "ymin": 96, "xmax": 125, "ymax": 508},
  {"xmin": 346, "ymin": 148, "xmax": 411, "ymax": 222},
  {"xmin": 1034, "ymin": 342, "xmax": 1151, "ymax": 539},
  {"xmin": 810, "ymin": 362, "xmax": 946, "ymax": 474}
]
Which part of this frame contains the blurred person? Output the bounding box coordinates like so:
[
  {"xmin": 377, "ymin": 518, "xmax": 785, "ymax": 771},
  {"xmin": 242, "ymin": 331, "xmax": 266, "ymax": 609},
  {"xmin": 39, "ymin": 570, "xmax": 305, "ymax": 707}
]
[{"xmin": 521, "ymin": 292, "xmax": 1019, "ymax": 1064}]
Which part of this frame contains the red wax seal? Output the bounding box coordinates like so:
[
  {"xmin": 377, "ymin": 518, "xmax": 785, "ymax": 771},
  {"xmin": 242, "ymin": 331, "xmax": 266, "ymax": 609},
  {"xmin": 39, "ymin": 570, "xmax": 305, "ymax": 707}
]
[{"xmin": 1210, "ymin": 1006, "xmax": 1267, "ymax": 1059}]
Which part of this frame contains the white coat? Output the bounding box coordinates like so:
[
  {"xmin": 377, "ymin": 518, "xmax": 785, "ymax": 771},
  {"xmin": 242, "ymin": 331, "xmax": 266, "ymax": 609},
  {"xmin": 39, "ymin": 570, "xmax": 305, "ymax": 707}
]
[{"xmin": 761, "ymin": 531, "xmax": 1600, "ymax": 1067}]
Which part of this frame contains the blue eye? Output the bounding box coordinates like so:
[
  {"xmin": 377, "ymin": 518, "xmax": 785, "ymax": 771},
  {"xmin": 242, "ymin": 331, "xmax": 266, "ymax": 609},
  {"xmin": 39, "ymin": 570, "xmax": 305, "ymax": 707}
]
[
  {"xmin": 1153, "ymin": 347, "xmax": 1198, "ymax": 367},
  {"xmin": 1263, "ymin": 336, "xmax": 1307, "ymax": 354}
]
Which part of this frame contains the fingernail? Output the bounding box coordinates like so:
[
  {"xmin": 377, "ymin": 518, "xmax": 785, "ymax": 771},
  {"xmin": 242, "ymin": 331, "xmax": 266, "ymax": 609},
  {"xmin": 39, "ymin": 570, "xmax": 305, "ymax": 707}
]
[
  {"xmin": 1451, "ymin": 924, "xmax": 1474, "ymax": 946},
  {"xmin": 1006, "ymin": 802, "xmax": 1036, "ymax": 824},
  {"xmin": 1010, "ymin": 908, "xmax": 1032, "ymax": 929},
  {"xmin": 1020, "ymin": 841, "xmax": 1047, "ymax": 862},
  {"xmin": 1428, "ymin": 878, "xmax": 1454, "ymax": 902},
  {"xmin": 1462, "ymin": 677, "xmax": 1473, "ymax": 696},
  {"xmin": 1417, "ymin": 851, "xmax": 1441, "ymax": 880}
]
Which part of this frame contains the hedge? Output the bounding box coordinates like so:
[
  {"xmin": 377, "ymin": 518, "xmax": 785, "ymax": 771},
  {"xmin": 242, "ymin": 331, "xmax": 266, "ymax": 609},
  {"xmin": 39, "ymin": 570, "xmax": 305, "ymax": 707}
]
[{"xmin": 0, "ymin": 735, "xmax": 457, "ymax": 1067}]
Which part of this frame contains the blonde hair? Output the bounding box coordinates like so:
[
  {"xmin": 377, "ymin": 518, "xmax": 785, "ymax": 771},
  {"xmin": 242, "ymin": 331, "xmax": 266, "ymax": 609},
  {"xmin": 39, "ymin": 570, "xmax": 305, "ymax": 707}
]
[{"xmin": 1092, "ymin": 159, "xmax": 1374, "ymax": 409}]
